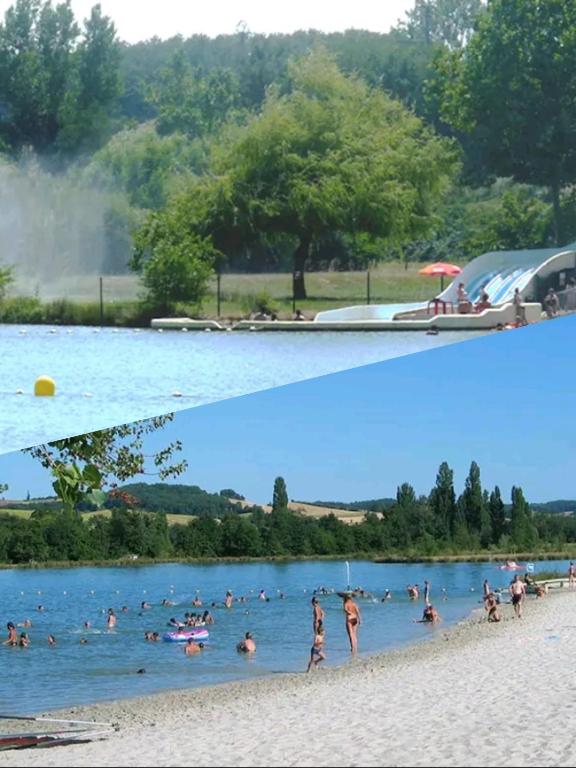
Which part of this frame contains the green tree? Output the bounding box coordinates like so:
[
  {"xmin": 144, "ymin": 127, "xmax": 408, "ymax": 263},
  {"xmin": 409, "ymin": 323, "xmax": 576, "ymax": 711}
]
[
  {"xmin": 429, "ymin": 461, "xmax": 457, "ymax": 540},
  {"xmin": 0, "ymin": 0, "xmax": 120, "ymax": 157},
  {"xmin": 272, "ymin": 476, "xmax": 289, "ymax": 513},
  {"xmin": 137, "ymin": 236, "xmax": 217, "ymax": 312},
  {"xmin": 509, "ymin": 485, "xmax": 538, "ymax": 550},
  {"xmin": 396, "ymin": 0, "xmax": 486, "ymax": 49},
  {"xmin": 459, "ymin": 461, "xmax": 484, "ymax": 534},
  {"xmin": 489, "ymin": 485, "xmax": 507, "ymax": 544},
  {"xmin": 158, "ymin": 48, "xmax": 458, "ymax": 299},
  {"xmin": 436, "ymin": 0, "xmax": 576, "ymax": 243},
  {"xmin": 150, "ymin": 51, "xmax": 241, "ymax": 138},
  {"xmin": 24, "ymin": 415, "xmax": 187, "ymax": 514}
]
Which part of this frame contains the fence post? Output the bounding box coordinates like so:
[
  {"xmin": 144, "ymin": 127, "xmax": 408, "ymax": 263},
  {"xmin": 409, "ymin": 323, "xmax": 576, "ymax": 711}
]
[
  {"xmin": 366, "ymin": 270, "xmax": 371, "ymax": 305},
  {"xmin": 99, "ymin": 276, "xmax": 104, "ymax": 325},
  {"xmin": 216, "ymin": 272, "xmax": 221, "ymax": 317}
]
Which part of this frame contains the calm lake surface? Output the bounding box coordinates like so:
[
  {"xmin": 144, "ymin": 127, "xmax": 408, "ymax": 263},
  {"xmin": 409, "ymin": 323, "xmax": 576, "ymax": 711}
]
[
  {"xmin": 0, "ymin": 558, "xmax": 564, "ymax": 714},
  {"xmin": 0, "ymin": 325, "xmax": 484, "ymax": 453}
]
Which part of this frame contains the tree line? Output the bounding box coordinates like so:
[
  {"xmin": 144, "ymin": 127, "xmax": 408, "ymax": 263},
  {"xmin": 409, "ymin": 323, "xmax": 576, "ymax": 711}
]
[
  {"xmin": 2, "ymin": 463, "xmax": 576, "ymax": 565},
  {"xmin": 2, "ymin": 1, "xmax": 576, "ymax": 310}
]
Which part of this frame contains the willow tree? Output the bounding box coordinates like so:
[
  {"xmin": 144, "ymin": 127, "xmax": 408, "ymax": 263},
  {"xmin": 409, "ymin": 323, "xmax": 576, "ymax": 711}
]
[{"xmin": 136, "ymin": 49, "xmax": 458, "ymax": 300}]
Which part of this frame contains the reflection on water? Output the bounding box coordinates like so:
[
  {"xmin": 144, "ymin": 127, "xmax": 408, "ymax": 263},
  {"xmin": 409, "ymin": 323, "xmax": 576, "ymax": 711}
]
[{"xmin": 0, "ymin": 558, "xmax": 564, "ymax": 713}]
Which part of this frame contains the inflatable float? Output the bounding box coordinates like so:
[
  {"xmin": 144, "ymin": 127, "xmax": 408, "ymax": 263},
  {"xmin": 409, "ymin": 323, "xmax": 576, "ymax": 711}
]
[
  {"xmin": 162, "ymin": 629, "xmax": 209, "ymax": 643},
  {"xmin": 498, "ymin": 561, "xmax": 525, "ymax": 571}
]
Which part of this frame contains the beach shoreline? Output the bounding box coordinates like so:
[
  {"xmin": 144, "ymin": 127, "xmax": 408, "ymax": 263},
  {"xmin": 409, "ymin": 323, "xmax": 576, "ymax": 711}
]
[{"xmin": 3, "ymin": 590, "xmax": 575, "ymax": 767}]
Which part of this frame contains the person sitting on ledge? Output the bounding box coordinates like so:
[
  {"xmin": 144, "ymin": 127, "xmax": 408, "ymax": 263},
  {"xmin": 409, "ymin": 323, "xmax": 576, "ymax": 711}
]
[
  {"xmin": 474, "ymin": 288, "xmax": 492, "ymax": 313},
  {"xmin": 293, "ymin": 308, "xmax": 306, "ymax": 321}
]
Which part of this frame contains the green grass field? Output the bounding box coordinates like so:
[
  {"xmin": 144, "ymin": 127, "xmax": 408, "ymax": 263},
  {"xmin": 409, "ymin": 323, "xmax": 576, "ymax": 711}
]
[{"xmin": 14, "ymin": 262, "xmax": 453, "ymax": 322}]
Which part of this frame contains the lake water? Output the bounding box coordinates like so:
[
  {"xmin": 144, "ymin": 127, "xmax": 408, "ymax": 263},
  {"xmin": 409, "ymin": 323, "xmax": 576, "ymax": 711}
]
[
  {"xmin": 0, "ymin": 325, "xmax": 484, "ymax": 453},
  {"xmin": 0, "ymin": 558, "xmax": 563, "ymax": 714}
]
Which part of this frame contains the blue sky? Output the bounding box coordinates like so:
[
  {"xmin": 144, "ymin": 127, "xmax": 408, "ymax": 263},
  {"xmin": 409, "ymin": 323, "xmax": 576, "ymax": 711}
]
[{"xmin": 2, "ymin": 316, "xmax": 575, "ymax": 505}]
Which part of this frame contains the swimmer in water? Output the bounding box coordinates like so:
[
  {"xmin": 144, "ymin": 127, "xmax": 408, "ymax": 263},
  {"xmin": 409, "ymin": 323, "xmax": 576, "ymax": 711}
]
[
  {"xmin": 48, "ymin": 634, "xmax": 57, "ymax": 646},
  {"xmin": 19, "ymin": 632, "xmax": 30, "ymax": 647},
  {"xmin": 185, "ymin": 639, "xmax": 205, "ymax": 656},
  {"xmin": 236, "ymin": 632, "xmax": 256, "ymax": 653},
  {"xmin": 141, "ymin": 601, "xmax": 152, "ymax": 610},
  {"xmin": 107, "ymin": 608, "xmax": 117, "ymax": 629},
  {"xmin": 4, "ymin": 622, "xmax": 17, "ymax": 646},
  {"xmin": 225, "ymin": 591, "xmax": 233, "ymax": 609}
]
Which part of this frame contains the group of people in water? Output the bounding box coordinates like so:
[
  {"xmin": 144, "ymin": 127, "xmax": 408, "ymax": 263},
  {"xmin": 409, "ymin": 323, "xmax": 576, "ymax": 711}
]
[{"xmin": 5, "ymin": 567, "xmax": 567, "ymax": 667}]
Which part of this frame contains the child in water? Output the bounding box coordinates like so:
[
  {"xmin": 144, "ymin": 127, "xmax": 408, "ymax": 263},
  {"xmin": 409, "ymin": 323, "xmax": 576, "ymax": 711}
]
[{"xmin": 307, "ymin": 622, "xmax": 326, "ymax": 672}]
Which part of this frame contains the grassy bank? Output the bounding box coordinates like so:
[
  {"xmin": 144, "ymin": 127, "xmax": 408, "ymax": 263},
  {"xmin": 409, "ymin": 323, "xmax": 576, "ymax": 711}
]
[
  {"xmin": 374, "ymin": 551, "xmax": 576, "ymax": 564},
  {"xmin": 1, "ymin": 550, "xmax": 574, "ymax": 571},
  {"xmin": 3, "ymin": 263, "xmax": 446, "ymax": 326}
]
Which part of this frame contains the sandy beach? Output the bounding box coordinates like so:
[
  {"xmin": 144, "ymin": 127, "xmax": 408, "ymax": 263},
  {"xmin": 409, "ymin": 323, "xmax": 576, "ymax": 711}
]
[{"xmin": 2, "ymin": 591, "xmax": 576, "ymax": 767}]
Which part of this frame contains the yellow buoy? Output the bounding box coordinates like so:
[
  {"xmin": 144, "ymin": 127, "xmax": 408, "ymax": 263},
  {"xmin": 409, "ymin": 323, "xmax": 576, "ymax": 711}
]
[{"xmin": 34, "ymin": 376, "xmax": 56, "ymax": 397}]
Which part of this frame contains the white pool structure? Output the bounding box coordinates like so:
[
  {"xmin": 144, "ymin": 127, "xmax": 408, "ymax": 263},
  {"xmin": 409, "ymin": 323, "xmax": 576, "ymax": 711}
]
[{"xmin": 152, "ymin": 243, "xmax": 576, "ymax": 331}]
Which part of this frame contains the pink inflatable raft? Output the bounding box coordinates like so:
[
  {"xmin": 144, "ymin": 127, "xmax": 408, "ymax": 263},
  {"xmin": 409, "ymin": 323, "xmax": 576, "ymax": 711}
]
[{"xmin": 162, "ymin": 629, "xmax": 209, "ymax": 643}]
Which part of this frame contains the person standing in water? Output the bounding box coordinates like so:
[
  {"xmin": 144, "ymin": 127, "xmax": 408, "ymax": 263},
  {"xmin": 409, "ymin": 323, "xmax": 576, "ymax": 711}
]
[
  {"xmin": 568, "ymin": 562, "xmax": 576, "ymax": 590},
  {"xmin": 4, "ymin": 622, "xmax": 17, "ymax": 646},
  {"xmin": 341, "ymin": 593, "xmax": 361, "ymax": 654},
  {"xmin": 311, "ymin": 597, "xmax": 324, "ymax": 633},
  {"xmin": 424, "ymin": 580, "xmax": 431, "ymax": 605},
  {"xmin": 107, "ymin": 608, "xmax": 117, "ymax": 629}
]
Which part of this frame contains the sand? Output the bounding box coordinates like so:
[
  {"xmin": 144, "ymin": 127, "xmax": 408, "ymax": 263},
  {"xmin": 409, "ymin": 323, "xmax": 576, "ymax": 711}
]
[{"xmin": 2, "ymin": 592, "xmax": 576, "ymax": 767}]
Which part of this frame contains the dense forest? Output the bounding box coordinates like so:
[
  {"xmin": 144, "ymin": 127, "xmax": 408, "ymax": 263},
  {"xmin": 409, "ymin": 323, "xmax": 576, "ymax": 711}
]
[
  {"xmin": 2, "ymin": 0, "xmax": 576, "ymax": 309},
  {"xmin": 2, "ymin": 463, "xmax": 576, "ymax": 565}
]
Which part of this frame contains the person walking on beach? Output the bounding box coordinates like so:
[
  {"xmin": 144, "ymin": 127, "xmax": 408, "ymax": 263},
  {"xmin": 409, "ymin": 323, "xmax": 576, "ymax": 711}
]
[
  {"xmin": 509, "ymin": 575, "xmax": 526, "ymax": 618},
  {"xmin": 340, "ymin": 592, "xmax": 361, "ymax": 654},
  {"xmin": 483, "ymin": 579, "xmax": 491, "ymax": 599},
  {"xmin": 311, "ymin": 596, "xmax": 324, "ymax": 633},
  {"xmin": 568, "ymin": 562, "xmax": 576, "ymax": 590},
  {"xmin": 307, "ymin": 621, "xmax": 326, "ymax": 672}
]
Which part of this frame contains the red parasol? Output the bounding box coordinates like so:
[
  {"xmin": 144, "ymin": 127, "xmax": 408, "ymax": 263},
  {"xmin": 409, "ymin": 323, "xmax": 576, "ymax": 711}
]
[{"xmin": 419, "ymin": 262, "xmax": 462, "ymax": 292}]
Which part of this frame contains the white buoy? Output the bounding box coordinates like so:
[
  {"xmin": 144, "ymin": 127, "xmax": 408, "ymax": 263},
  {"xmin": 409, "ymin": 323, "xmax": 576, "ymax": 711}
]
[
  {"xmin": 204, "ymin": 327, "xmax": 212, "ymax": 332},
  {"xmin": 157, "ymin": 328, "xmax": 164, "ymax": 333},
  {"xmin": 181, "ymin": 327, "xmax": 189, "ymax": 333}
]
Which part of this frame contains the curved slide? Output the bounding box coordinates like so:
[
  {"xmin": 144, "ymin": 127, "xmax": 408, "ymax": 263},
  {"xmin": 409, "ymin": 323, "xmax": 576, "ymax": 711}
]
[{"xmin": 315, "ymin": 242, "xmax": 576, "ymax": 323}]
